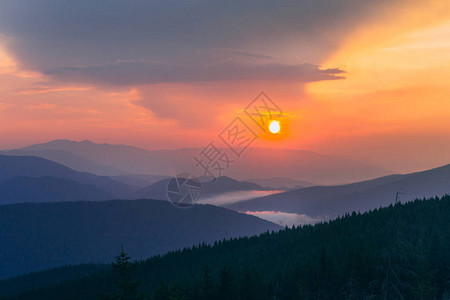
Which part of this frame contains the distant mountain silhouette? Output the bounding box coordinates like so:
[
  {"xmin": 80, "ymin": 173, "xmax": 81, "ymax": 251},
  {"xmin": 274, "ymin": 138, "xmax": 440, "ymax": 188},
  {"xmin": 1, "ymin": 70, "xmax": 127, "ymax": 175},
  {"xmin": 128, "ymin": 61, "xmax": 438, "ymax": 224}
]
[
  {"xmin": 0, "ymin": 199, "xmax": 280, "ymax": 279},
  {"xmin": 1, "ymin": 149, "xmax": 126, "ymax": 176},
  {"xmin": 0, "ymin": 155, "xmax": 133, "ymax": 201},
  {"xmin": 126, "ymin": 176, "xmax": 263, "ymax": 200},
  {"xmin": 110, "ymin": 174, "xmax": 169, "ymax": 188},
  {"xmin": 245, "ymin": 177, "xmax": 316, "ymax": 190},
  {"xmin": 227, "ymin": 164, "xmax": 450, "ymax": 220},
  {"xmin": 18, "ymin": 139, "xmax": 156, "ymax": 174},
  {"xmin": 125, "ymin": 177, "xmax": 169, "ymax": 200},
  {"xmin": 0, "ymin": 155, "xmax": 268, "ymax": 204},
  {"xmin": 202, "ymin": 176, "xmax": 263, "ymax": 196},
  {"xmin": 11, "ymin": 139, "xmax": 389, "ymax": 185},
  {"xmin": 0, "ymin": 177, "xmax": 113, "ymax": 205}
]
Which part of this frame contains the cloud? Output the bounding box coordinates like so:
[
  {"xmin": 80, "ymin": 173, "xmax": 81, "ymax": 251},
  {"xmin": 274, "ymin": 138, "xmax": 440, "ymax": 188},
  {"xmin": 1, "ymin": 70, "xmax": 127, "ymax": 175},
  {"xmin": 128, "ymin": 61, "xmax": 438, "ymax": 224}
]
[
  {"xmin": 0, "ymin": 0, "xmax": 405, "ymax": 127},
  {"xmin": 45, "ymin": 61, "xmax": 344, "ymax": 86},
  {"xmin": 204, "ymin": 48, "xmax": 274, "ymax": 62},
  {"xmin": 0, "ymin": 0, "xmax": 398, "ymax": 84}
]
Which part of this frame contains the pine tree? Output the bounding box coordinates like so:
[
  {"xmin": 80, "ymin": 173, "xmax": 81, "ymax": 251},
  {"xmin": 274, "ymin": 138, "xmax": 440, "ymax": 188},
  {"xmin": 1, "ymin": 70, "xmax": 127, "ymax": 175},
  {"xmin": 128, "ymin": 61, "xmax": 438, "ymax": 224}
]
[
  {"xmin": 154, "ymin": 283, "xmax": 170, "ymax": 300},
  {"xmin": 201, "ymin": 266, "xmax": 215, "ymax": 300},
  {"xmin": 369, "ymin": 247, "xmax": 415, "ymax": 300},
  {"xmin": 240, "ymin": 269, "xmax": 256, "ymax": 300},
  {"xmin": 218, "ymin": 266, "xmax": 235, "ymax": 300},
  {"xmin": 413, "ymin": 256, "xmax": 437, "ymax": 300},
  {"xmin": 100, "ymin": 246, "xmax": 145, "ymax": 300},
  {"xmin": 169, "ymin": 284, "xmax": 187, "ymax": 300}
]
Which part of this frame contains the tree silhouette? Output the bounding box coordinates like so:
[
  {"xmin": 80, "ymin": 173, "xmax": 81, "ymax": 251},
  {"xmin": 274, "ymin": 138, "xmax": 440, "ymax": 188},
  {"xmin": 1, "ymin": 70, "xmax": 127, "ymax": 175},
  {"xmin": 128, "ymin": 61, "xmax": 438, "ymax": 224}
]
[
  {"xmin": 169, "ymin": 284, "xmax": 187, "ymax": 300},
  {"xmin": 10, "ymin": 195, "xmax": 450, "ymax": 300},
  {"xmin": 218, "ymin": 266, "xmax": 235, "ymax": 300},
  {"xmin": 100, "ymin": 245, "xmax": 145, "ymax": 300},
  {"xmin": 154, "ymin": 282, "xmax": 170, "ymax": 300},
  {"xmin": 413, "ymin": 255, "xmax": 437, "ymax": 300},
  {"xmin": 201, "ymin": 266, "xmax": 215, "ymax": 300}
]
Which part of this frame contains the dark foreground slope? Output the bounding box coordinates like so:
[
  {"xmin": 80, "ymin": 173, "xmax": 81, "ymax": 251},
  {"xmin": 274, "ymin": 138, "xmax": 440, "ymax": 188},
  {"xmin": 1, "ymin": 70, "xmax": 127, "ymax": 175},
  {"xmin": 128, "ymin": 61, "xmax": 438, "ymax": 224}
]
[
  {"xmin": 0, "ymin": 199, "xmax": 279, "ymax": 280},
  {"xmin": 4, "ymin": 195, "xmax": 450, "ymax": 300}
]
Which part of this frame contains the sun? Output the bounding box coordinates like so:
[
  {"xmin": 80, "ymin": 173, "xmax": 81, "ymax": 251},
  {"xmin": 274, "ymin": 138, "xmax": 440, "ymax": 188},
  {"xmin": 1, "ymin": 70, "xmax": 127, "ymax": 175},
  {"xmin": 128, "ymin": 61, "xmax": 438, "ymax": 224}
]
[{"xmin": 268, "ymin": 120, "xmax": 280, "ymax": 134}]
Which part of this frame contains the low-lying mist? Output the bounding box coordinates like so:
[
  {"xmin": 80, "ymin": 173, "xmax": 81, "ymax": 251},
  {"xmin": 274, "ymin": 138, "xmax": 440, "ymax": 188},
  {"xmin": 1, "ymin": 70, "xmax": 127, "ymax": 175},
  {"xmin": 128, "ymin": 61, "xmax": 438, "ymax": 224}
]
[
  {"xmin": 243, "ymin": 211, "xmax": 324, "ymax": 227},
  {"xmin": 198, "ymin": 190, "xmax": 282, "ymax": 206}
]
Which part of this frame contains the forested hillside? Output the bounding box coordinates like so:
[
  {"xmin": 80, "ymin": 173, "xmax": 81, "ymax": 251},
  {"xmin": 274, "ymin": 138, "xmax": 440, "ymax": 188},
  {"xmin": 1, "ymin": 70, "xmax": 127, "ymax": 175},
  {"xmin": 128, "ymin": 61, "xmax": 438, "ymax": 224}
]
[
  {"xmin": 4, "ymin": 195, "xmax": 450, "ymax": 300},
  {"xmin": 0, "ymin": 199, "xmax": 279, "ymax": 280}
]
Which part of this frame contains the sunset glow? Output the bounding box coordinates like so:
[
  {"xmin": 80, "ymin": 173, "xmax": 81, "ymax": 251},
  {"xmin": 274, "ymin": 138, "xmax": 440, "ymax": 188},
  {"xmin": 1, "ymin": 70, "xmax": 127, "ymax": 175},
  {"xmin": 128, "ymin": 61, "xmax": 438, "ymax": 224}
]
[
  {"xmin": 0, "ymin": 0, "xmax": 448, "ymax": 172},
  {"xmin": 269, "ymin": 120, "xmax": 281, "ymax": 134},
  {"xmin": 1, "ymin": 1, "xmax": 450, "ymax": 295}
]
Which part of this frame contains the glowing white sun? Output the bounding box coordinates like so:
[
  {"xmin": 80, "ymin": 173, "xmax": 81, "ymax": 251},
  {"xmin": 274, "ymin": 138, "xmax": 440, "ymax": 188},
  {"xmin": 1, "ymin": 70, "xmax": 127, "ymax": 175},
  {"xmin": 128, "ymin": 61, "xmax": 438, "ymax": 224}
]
[{"xmin": 269, "ymin": 120, "xmax": 280, "ymax": 134}]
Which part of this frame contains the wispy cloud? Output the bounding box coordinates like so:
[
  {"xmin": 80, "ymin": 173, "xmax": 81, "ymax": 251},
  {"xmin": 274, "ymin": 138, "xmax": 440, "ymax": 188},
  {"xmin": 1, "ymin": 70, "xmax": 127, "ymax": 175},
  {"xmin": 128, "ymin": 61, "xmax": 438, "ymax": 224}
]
[
  {"xmin": 45, "ymin": 61, "xmax": 344, "ymax": 86},
  {"xmin": 17, "ymin": 86, "xmax": 91, "ymax": 95}
]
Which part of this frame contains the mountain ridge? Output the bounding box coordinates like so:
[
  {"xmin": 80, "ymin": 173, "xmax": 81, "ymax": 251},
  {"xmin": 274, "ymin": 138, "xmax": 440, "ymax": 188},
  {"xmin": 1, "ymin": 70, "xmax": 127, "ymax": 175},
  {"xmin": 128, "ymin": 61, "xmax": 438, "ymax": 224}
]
[
  {"xmin": 0, "ymin": 176, "xmax": 113, "ymax": 205},
  {"xmin": 0, "ymin": 199, "xmax": 280, "ymax": 280},
  {"xmin": 9, "ymin": 139, "xmax": 391, "ymax": 185},
  {"xmin": 1, "ymin": 148, "xmax": 126, "ymax": 176},
  {"xmin": 0, "ymin": 155, "xmax": 133, "ymax": 200},
  {"xmin": 226, "ymin": 163, "xmax": 450, "ymax": 220},
  {"xmin": 3, "ymin": 195, "xmax": 449, "ymax": 299}
]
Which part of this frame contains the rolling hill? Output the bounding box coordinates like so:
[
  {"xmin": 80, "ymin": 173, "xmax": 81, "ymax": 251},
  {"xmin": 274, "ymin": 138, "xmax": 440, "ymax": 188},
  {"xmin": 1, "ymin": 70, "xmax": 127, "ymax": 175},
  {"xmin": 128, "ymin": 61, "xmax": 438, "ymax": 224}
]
[
  {"xmin": 245, "ymin": 177, "xmax": 317, "ymax": 190},
  {"xmin": 0, "ymin": 155, "xmax": 133, "ymax": 201},
  {"xmin": 126, "ymin": 176, "xmax": 264, "ymax": 201},
  {"xmin": 0, "ymin": 155, "xmax": 270, "ymax": 205},
  {"xmin": 226, "ymin": 164, "xmax": 450, "ymax": 221},
  {"xmin": 2, "ymin": 196, "xmax": 449, "ymax": 299},
  {"xmin": 110, "ymin": 174, "xmax": 169, "ymax": 188},
  {"xmin": 0, "ymin": 199, "xmax": 280, "ymax": 280},
  {"xmin": 0, "ymin": 176, "xmax": 113, "ymax": 205},
  {"xmin": 10, "ymin": 139, "xmax": 390, "ymax": 185},
  {"xmin": 1, "ymin": 149, "xmax": 126, "ymax": 176}
]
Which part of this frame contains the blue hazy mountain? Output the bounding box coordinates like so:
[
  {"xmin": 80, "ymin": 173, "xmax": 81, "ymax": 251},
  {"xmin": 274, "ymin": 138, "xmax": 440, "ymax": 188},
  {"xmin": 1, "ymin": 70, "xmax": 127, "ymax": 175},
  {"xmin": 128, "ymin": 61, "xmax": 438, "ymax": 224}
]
[
  {"xmin": 10, "ymin": 139, "xmax": 389, "ymax": 185},
  {"xmin": 0, "ymin": 199, "xmax": 280, "ymax": 279},
  {"xmin": 0, "ymin": 155, "xmax": 133, "ymax": 202},
  {"xmin": 0, "ymin": 177, "xmax": 113, "ymax": 204},
  {"xmin": 127, "ymin": 176, "xmax": 264, "ymax": 201},
  {"xmin": 227, "ymin": 164, "xmax": 450, "ymax": 220},
  {"xmin": 0, "ymin": 155, "xmax": 268, "ymax": 205},
  {"xmin": 1, "ymin": 148, "xmax": 126, "ymax": 176},
  {"xmin": 109, "ymin": 174, "xmax": 169, "ymax": 188},
  {"xmin": 245, "ymin": 177, "xmax": 317, "ymax": 190}
]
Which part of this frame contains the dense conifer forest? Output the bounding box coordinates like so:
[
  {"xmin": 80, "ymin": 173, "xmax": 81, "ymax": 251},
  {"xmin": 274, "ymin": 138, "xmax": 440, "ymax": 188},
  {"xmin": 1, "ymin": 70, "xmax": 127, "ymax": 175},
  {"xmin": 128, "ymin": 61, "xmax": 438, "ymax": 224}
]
[{"xmin": 4, "ymin": 195, "xmax": 450, "ymax": 300}]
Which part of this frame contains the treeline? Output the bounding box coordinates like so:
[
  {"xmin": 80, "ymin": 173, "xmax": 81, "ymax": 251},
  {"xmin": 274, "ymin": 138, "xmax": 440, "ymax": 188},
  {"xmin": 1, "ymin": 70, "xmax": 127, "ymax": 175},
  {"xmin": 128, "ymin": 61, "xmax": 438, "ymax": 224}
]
[{"xmin": 8, "ymin": 195, "xmax": 450, "ymax": 300}]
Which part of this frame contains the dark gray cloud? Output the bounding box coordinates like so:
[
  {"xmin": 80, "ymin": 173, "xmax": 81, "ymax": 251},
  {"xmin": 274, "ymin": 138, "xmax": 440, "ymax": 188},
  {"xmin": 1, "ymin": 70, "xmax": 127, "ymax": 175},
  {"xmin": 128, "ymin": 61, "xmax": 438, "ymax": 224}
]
[
  {"xmin": 45, "ymin": 61, "xmax": 344, "ymax": 86},
  {"xmin": 0, "ymin": 0, "xmax": 400, "ymax": 85}
]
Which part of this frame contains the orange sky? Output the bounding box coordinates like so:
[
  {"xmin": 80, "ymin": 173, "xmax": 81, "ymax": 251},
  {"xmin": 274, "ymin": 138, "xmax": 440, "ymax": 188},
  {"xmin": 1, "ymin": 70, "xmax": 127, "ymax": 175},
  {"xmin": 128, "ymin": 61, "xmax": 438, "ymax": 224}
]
[{"xmin": 0, "ymin": 0, "xmax": 449, "ymax": 172}]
